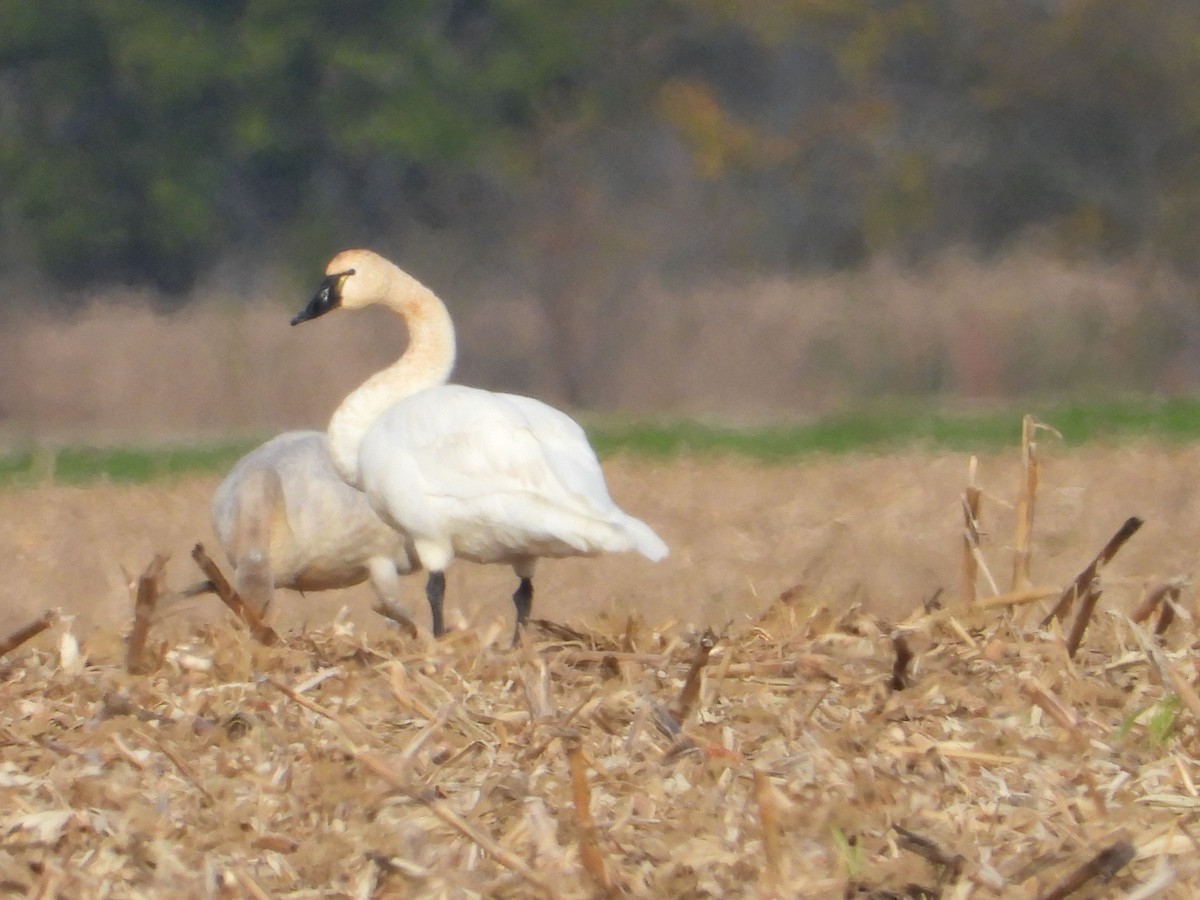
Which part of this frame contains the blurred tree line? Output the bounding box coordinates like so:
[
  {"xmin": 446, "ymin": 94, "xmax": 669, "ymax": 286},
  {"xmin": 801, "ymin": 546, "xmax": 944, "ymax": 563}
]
[{"xmin": 3, "ymin": 0, "xmax": 1200, "ymax": 304}]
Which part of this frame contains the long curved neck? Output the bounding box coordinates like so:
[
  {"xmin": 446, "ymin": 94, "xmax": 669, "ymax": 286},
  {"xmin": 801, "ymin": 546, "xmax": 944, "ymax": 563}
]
[{"xmin": 327, "ymin": 269, "xmax": 456, "ymax": 487}]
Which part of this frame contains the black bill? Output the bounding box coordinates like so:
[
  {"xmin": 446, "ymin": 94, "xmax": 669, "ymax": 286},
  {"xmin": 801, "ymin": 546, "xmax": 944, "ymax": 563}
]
[{"xmin": 291, "ymin": 270, "xmax": 352, "ymax": 325}]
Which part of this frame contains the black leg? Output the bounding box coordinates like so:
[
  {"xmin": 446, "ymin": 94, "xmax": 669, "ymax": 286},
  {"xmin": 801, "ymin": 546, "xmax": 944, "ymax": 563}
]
[
  {"xmin": 426, "ymin": 571, "xmax": 446, "ymax": 637},
  {"xmin": 511, "ymin": 577, "xmax": 533, "ymax": 646}
]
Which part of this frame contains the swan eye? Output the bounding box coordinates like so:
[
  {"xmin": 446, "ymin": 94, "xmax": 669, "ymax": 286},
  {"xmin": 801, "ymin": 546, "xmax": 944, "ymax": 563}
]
[{"xmin": 326, "ymin": 268, "xmax": 355, "ymax": 296}]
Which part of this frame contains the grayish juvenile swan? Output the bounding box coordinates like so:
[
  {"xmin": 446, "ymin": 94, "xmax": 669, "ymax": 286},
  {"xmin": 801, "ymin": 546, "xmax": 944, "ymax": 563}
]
[
  {"xmin": 291, "ymin": 249, "xmax": 668, "ymax": 643},
  {"xmin": 197, "ymin": 430, "xmax": 419, "ymax": 629}
]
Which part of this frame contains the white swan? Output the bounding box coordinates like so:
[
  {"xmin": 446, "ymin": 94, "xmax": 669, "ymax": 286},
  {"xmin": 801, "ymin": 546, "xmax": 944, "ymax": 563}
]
[
  {"xmin": 198, "ymin": 430, "xmax": 420, "ymax": 630},
  {"xmin": 291, "ymin": 249, "xmax": 668, "ymax": 642}
]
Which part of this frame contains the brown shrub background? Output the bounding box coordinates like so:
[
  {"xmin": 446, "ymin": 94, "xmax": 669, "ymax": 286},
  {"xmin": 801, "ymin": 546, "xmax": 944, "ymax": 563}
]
[{"xmin": 2, "ymin": 249, "xmax": 1198, "ymax": 448}]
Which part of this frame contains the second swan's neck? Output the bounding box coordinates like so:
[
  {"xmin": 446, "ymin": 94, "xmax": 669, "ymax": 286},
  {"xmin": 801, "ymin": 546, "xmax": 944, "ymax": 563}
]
[{"xmin": 327, "ymin": 267, "xmax": 456, "ymax": 487}]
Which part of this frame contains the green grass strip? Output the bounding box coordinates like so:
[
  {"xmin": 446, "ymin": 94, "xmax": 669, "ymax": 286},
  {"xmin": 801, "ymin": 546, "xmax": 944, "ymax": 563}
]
[
  {"xmin": 5, "ymin": 395, "xmax": 1200, "ymax": 486},
  {"xmin": 590, "ymin": 395, "xmax": 1200, "ymax": 460},
  {"xmin": 0, "ymin": 441, "xmax": 260, "ymax": 487}
]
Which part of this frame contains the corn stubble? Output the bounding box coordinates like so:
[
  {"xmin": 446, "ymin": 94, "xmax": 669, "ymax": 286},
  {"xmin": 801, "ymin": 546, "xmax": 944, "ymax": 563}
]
[{"xmin": 3, "ymin": 419, "xmax": 1200, "ymax": 896}]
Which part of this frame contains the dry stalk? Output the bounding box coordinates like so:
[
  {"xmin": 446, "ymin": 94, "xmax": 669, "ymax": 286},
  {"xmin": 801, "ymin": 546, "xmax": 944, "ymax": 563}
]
[
  {"xmin": 622, "ymin": 614, "xmax": 641, "ymax": 653},
  {"xmin": 1131, "ymin": 581, "xmax": 1180, "ymax": 624},
  {"xmin": 972, "ymin": 545, "xmax": 1001, "ymax": 595},
  {"xmin": 384, "ymin": 663, "xmax": 441, "ymax": 721},
  {"xmin": 923, "ymin": 586, "xmax": 944, "ymax": 613},
  {"xmin": 1035, "ymin": 838, "xmax": 1134, "ymax": 900},
  {"xmin": 960, "ymin": 457, "xmax": 982, "ymax": 606},
  {"xmin": 975, "ymin": 585, "xmax": 1061, "ymax": 611},
  {"xmin": 1039, "ymin": 517, "xmax": 1143, "ymax": 629},
  {"xmin": 549, "ymin": 651, "xmax": 827, "ymax": 679},
  {"xmin": 1018, "ymin": 673, "xmax": 1084, "ymax": 736},
  {"xmin": 1155, "ymin": 596, "xmax": 1177, "ymax": 637},
  {"xmin": 150, "ymin": 733, "xmax": 218, "ymax": 805},
  {"xmin": 708, "ymin": 639, "xmax": 735, "ymax": 700},
  {"xmin": 753, "ymin": 768, "xmax": 783, "ymax": 891},
  {"xmin": 126, "ymin": 553, "xmax": 167, "ymax": 674},
  {"xmin": 1011, "ymin": 414, "xmax": 1040, "ymax": 590},
  {"xmin": 907, "ymin": 585, "xmax": 1059, "ymax": 628},
  {"xmin": 651, "ymin": 701, "xmax": 682, "ymax": 739},
  {"xmin": 266, "ymin": 675, "xmax": 374, "ymax": 750},
  {"xmin": 890, "ymin": 633, "xmax": 913, "ymax": 691},
  {"xmin": 726, "ymin": 657, "xmax": 830, "ymax": 678},
  {"xmin": 518, "ymin": 651, "xmax": 556, "ymax": 721},
  {"xmin": 568, "ymin": 741, "xmax": 617, "ymax": 897},
  {"xmin": 1063, "ymin": 580, "xmax": 1103, "ymax": 659},
  {"xmin": 893, "ymin": 825, "xmax": 963, "ymax": 881},
  {"xmin": 394, "ymin": 708, "xmax": 453, "ymax": 769},
  {"xmin": 623, "ymin": 703, "xmax": 648, "ymax": 755},
  {"xmin": 946, "ymin": 616, "xmax": 977, "ymax": 650},
  {"xmin": 1131, "ymin": 580, "xmax": 1185, "ymax": 639},
  {"xmin": 797, "ymin": 684, "xmax": 831, "ymax": 728},
  {"xmin": 555, "ymin": 650, "xmax": 669, "ymax": 667},
  {"xmin": 232, "ymin": 867, "xmax": 272, "ymax": 900},
  {"xmin": 0, "ymin": 609, "xmax": 58, "ymax": 658},
  {"xmin": 674, "ymin": 628, "xmax": 717, "ymax": 722},
  {"xmin": 889, "ymin": 745, "xmax": 1024, "ymax": 766},
  {"xmin": 191, "ymin": 543, "xmax": 280, "ymax": 645}
]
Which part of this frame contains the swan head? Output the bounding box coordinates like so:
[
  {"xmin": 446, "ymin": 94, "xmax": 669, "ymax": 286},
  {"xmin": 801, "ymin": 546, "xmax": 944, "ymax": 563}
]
[{"xmin": 291, "ymin": 249, "xmax": 397, "ymax": 326}]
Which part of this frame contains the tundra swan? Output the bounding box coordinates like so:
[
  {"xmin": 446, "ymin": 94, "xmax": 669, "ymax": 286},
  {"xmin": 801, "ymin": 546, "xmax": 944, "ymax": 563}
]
[
  {"xmin": 291, "ymin": 249, "xmax": 668, "ymax": 643},
  {"xmin": 199, "ymin": 430, "xmax": 420, "ymax": 630}
]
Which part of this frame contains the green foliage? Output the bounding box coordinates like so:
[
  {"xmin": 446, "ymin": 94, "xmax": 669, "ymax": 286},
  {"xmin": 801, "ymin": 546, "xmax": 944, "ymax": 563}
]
[
  {"xmin": 829, "ymin": 824, "xmax": 864, "ymax": 880},
  {"xmin": 1119, "ymin": 695, "xmax": 1182, "ymax": 748},
  {"xmin": 4, "ymin": 0, "xmax": 1200, "ymax": 293},
  {"xmin": 0, "ymin": 0, "xmax": 641, "ymax": 292},
  {"xmin": 1147, "ymin": 696, "xmax": 1182, "ymax": 748}
]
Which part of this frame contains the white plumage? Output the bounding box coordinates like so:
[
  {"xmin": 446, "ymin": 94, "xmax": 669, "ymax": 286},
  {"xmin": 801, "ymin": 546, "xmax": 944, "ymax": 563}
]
[
  {"xmin": 291, "ymin": 248, "xmax": 668, "ymax": 641},
  {"xmin": 203, "ymin": 430, "xmax": 419, "ymax": 629},
  {"xmin": 359, "ymin": 384, "xmax": 669, "ymax": 569}
]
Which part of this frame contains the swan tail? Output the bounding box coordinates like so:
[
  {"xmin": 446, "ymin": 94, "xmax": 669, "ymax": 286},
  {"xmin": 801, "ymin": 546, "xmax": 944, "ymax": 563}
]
[
  {"xmin": 615, "ymin": 513, "xmax": 669, "ymax": 562},
  {"xmin": 489, "ymin": 501, "xmax": 668, "ymax": 562}
]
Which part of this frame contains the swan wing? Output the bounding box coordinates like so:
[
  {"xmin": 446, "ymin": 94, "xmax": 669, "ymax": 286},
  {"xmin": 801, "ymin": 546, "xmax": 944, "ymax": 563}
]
[
  {"xmin": 361, "ymin": 385, "xmax": 668, "ymax": 561},
  {"xmin": 497, "ymin": 391, "xmax": 617, "ymax": 510},
  {"xmin": 497, "ymin": 393, "xmax": 668, "ymax": 559},
  {"xmin": 371, "ymin": 386, "xmax": 608, "ymax": 510}
]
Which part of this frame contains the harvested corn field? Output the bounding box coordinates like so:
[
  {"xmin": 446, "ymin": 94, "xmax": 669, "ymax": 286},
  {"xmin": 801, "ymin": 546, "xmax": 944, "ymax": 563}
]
[
  {"xmin": 4, "ymin": 438, "xmax": 1200, "ymax": 896},
  {"xmin": 2, "ymin": 582, "xmax": 1199, "ymax": 897}
]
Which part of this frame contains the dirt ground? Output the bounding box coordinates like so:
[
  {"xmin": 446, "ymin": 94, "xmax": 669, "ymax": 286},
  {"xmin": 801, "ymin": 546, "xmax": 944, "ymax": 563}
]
[{"xmin": 5, "ymin": 441, "xmax": 1200, "ymax": 639}]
